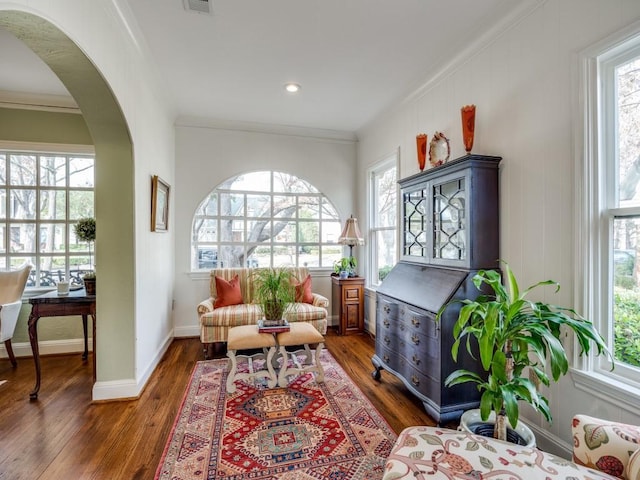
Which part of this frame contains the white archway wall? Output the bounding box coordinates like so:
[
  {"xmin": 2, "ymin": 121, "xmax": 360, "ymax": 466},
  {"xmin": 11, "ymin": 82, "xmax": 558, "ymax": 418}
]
[{"xmin": 0, "ymin": 2, "xmax": 175, "ymax": 399}]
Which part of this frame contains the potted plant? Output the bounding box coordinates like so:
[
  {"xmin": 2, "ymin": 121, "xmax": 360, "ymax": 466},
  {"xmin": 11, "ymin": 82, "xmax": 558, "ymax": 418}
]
[
  {"xmin": 437, "ymin": 262, "xmax": 610, "ymax": 445},
  {"xmin": 74, "ymin": 217, "xmax": 96, "ymax": 295},
  {"xmin": 252, "ymin": 268, "xmax": 296, "ymax": 323},
  {"xmin": 333, "ymin": 257, "xmax": 357, "ymax": 279}
]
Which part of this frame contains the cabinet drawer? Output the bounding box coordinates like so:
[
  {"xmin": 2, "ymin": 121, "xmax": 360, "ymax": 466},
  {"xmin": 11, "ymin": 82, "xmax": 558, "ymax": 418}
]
[
  {"xmin": 376, "ymin": 345, "xmax": 400, "ymax": 372},
  {"xmin": 399, "ymin": 305, "xmax": 439, "ymax": 339},
  {"xmin": 397, "ymin": 357, "xmax": 441, "ymax": 403},
  {"xmin": 397, "ymin": 334, "xmax": 439, "ymax": 378},
  {"xmin": 376, "ymin": 328, "xmax": 401, "ymax": 353}
]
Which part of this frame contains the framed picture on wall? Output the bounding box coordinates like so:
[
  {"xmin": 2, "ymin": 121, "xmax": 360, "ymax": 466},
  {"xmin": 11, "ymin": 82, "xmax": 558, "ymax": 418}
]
[{"xmin": 151, "ymin": 175, "xmax": 170, "ymax": 232}]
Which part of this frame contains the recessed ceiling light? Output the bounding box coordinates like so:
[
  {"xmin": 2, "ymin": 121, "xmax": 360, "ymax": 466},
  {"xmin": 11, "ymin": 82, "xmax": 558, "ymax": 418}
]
[{"xmin": 285, "ymin": 83, "xmax": 301, "ymax": 93}]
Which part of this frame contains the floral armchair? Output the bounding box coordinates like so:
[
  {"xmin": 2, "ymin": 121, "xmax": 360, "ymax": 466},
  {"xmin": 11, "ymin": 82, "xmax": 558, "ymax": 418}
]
[{"xmin": 572, "ymin": 414, "xmax": 640, "ymax": 479}]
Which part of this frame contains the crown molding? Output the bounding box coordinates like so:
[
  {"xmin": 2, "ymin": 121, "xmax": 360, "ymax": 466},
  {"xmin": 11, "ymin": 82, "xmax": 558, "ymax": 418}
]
[
  {"xmin": 0, "ymin": 90, "xmax": 80, "ymax": 113},
  {"xmin": 175, "ymin": 115, "xmax": 358, "ymax": 143}
]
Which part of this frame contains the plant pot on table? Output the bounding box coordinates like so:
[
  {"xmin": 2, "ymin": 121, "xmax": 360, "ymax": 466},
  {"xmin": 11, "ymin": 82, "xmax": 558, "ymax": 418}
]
[{"xmin": 83, "ymin": 276, "xmax": 96, "ymax": 295}]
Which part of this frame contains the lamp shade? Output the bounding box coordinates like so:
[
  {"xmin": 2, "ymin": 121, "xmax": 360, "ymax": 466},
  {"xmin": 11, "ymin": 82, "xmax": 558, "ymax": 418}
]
[{"xmin": 338, "ymin": 216, "xmax": 364, "ymax": 247}]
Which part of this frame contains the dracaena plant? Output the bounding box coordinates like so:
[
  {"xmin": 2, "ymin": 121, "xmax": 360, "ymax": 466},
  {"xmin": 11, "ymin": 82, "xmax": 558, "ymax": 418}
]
[{"xmin": 437, "ymin": 262, "xmax": 610, "ymax": 443}]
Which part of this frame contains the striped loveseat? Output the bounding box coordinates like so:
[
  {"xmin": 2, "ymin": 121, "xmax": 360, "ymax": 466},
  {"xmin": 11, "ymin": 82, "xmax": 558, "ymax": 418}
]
[{"xmin": 197, "ymin": 267, "xmax": 328, "ymax": 359}]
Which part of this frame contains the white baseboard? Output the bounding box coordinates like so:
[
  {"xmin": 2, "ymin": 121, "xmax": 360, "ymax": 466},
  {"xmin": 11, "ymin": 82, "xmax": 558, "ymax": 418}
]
[
  {"xmin": 0, "ymin": 338, "xmax": 91, "ymax": 359},
  {"xmin": 92, "ymin": 378, "xmax": 140, "ymax": 401},
  {"xmin": 174, "ymin": 325, "xmax": 199, "ymax": 337}
]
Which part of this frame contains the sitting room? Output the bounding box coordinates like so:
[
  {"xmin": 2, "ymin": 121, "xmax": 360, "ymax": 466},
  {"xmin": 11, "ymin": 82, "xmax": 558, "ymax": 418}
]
[{"xmin": 1, "ymin": 1, "xmax": 640, "ymax": 479}]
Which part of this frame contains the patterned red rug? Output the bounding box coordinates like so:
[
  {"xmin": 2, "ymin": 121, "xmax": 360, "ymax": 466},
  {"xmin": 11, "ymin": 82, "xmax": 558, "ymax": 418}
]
[{"xmin": 155, "ymin": 349, "xmax": 397, "ymax": 480}]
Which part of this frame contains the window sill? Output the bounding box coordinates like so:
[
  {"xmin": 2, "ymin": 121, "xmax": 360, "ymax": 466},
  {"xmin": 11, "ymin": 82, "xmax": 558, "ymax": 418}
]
[{"xmin": 570, "ymin": 368, "xmax": 640, "ymax": 413}]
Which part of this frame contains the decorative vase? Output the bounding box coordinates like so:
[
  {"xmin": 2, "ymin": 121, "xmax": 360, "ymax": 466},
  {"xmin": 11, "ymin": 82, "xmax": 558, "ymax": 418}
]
[
  {"xmin": 416, "ymin": 133, "xmax": 427, "ymax": 171},
  {"xmin": 461, "ymin": 105, "xmax": 476, "ymax": 154}
]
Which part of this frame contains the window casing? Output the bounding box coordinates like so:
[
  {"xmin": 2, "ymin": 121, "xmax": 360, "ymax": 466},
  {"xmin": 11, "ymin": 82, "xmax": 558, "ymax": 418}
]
[
  {"xmin": 367, "ymin": 152, "xmax": 398, "ymax": 287},
  {"xmin": 191, "ymin": 171, "xmax": 342, "ymax": 270},
  {"xmin": 0, "ymin": 147, "xmax": 95, "ymax": 288},
  {"xmin": 579, "ymin": 26, "xmax": 640, "ymax": 391}
]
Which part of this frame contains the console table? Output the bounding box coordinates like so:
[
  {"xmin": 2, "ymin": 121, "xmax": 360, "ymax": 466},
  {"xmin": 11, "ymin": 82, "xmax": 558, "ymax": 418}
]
[{"xmin": 28, "ymin": 289, "xmax": 96, "ymax": 400}]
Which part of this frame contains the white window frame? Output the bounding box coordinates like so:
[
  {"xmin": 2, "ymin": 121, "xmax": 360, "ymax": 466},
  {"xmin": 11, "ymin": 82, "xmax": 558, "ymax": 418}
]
[
  {"xmin": 0, "ymin": 142, "xmax": 95, "ymax": 291},
  {"xmin": 191, "ymin": 170, "xmax": 342, "ymax": 271},
  {"xmin": 367, "ymin": 149, "xmax": 399, "ymax": 288},
  {"xmin": 574, "ymin": 21, "xmax": 640, "ymax": 409}
]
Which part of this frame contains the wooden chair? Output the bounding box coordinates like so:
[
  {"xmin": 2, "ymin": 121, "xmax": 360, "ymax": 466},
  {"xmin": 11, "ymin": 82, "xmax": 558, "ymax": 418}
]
[{"xmin": 0, "ymin": 264, "xmax": 32, "ymax": 367}]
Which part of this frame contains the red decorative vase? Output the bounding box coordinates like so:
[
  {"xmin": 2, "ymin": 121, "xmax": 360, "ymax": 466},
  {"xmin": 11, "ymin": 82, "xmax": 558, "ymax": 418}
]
[
  {"xmin": 461, "ymin": 105, "xmax": 476, "ymax": 154},
  {"xmin": 416, "ymin": 133, "xmax": 428, "ymax": 171}
]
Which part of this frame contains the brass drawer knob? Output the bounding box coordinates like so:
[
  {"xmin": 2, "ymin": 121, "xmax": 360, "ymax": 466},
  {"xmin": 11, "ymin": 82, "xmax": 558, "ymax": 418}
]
[
  {"xmin": 411, "ymin": 334, "xmax": 420, "ymax": 345},
  {"xmin": 411, "ymin": 317, "xmax": 420, "ymax": 327},
  {"xmin": 383, "ymin": 319, "xmax": 390, "ymax": 328},
  {"xmin": 411, "ymin": 375, "xmax": 420, "ymax": 387},
  {"xmin": 384, "ymin": 336, "xmax": 390, "ymax": 345},
  {"xmin": 383, "ymin": 354, "xmax": 390, "ymax": 363},
  {"xmin": 412, "ymin": 354, "xmax": 421, "ymax": 365},
  {"xmin": 383, "ymin": 305, "xmax": 390, "ymax": 313}
]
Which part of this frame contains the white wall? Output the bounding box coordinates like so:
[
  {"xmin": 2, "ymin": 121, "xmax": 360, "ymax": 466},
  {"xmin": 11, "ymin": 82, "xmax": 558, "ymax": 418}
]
[
  {"xmin": 357, "ymin": 0, "xmax": 640, "ymax": 455},
  {"xmin": 173, "ymin": 118, "xmax": 357, "ymax": 338},
  {"xmin": 0, "ymin": 0, "xmax": 176, "ymax": 400}
]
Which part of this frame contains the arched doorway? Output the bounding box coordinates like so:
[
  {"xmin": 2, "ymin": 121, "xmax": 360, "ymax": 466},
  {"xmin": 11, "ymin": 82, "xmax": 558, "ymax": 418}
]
[{"xmin": 0, "ymin": 11, "xmax": 136, "ymax": 392}]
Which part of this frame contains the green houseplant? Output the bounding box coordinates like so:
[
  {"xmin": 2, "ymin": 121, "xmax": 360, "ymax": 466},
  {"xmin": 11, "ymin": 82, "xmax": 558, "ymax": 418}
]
[
  {"xmin": 333, "ymin": 257, "xmax": 357, "ymax": 278},
  {"xmin": 437, "ymin": 262, "xmax": 610, "ymax": 444},
  {"xmin": 74, "ymin": 217, "xmax": 96, "ymax": 294},
  {"xmin": 252, "ymin": 268, "xmax": 297, "ymax": 322}
]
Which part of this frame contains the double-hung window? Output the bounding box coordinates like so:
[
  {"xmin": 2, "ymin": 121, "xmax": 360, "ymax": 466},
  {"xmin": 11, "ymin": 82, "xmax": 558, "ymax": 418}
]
[
  {"xmin": 368, "ymin": 152, "xmax": 398, "ymax": 287},
  {"xmin": 0, "ymin": 147, "xmax": 95, "ymax": 288},
  {"xmin": 578, "ymin": 26, "xmax": 640, "ymax": 395}
]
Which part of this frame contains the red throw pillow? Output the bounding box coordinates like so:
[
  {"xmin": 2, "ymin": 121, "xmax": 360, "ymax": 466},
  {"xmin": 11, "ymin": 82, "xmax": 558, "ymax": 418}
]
[
  {"xmin": 214, "ymin": 275, "xmax": 243, "ymax": 308},
  {"xmin": 294, "ymin": 274, "xmax": 314, "ymax": 304}
]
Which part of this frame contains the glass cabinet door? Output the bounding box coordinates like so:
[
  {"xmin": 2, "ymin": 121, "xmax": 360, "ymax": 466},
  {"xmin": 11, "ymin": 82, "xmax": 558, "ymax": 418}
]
[
  {"xmin": 402, "ymin": 185, "xmax": 428, "ymax": 260},
  {"xmin": 431, "ymin": 173, "xmax": 468, "ymax": 266}
]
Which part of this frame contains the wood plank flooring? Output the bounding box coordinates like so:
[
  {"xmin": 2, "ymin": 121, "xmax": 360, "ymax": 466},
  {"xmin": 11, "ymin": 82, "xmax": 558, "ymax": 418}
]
[{"xmin": 0, "ymin": 330, "xmax": 438, "ymax": 479}]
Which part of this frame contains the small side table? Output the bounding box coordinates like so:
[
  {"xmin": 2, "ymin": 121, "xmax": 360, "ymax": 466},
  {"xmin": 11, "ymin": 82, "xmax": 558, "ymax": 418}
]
[
  {"xmin": 28, "ymin": 289, "xmax": 96, "ymax": 400},
  {"xmin": 331, "ymin": 276, "xmax": 365, "ymax": 335}
]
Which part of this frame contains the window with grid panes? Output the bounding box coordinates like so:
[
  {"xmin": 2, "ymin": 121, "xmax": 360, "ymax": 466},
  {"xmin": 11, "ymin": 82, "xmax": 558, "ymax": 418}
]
[
  {"xmin": 191, "ymin": 171, "xmax": 342, "ymax": 270},
  {"xmin": 0, "ymin": 149, "xmax": 94, "ymax": 288}
]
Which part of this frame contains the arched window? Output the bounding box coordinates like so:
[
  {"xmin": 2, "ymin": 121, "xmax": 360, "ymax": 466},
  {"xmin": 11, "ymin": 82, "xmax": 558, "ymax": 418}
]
[{"xmin": 191, "ymin": 171, "xmax": 342, "ymax": 270}]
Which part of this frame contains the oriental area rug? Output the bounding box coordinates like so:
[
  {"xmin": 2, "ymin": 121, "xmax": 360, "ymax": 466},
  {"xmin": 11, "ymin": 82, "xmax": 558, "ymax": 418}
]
[{"xmin": 155, "ymin": 350, "xmax": 397, "ymax": 480}]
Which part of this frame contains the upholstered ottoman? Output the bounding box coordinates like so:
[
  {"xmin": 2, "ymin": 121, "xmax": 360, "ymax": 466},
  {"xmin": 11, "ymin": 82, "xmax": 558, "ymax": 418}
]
[
  {"xmin": 384, "ymin": 426, "xmax": 618, "ymax": 480},
  {"xmin": 275, "ymin": 322, "xmax": 325, "ymax": 387},
  {"xmin": 226, "ymin": 325, "xmax": 277, "ymax": 394}
]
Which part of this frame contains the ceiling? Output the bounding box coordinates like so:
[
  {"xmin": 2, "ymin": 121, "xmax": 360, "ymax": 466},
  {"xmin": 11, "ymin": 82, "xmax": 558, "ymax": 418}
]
[{"xmin": 0, "ymin": 0, "xmax": 533, "ymax": 132}]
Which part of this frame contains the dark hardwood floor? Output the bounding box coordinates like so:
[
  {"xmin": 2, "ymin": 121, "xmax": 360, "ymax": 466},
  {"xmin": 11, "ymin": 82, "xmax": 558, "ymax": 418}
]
[{"xmin": 0, "ymin": 330, "xmax": 438, "ymax": 479}]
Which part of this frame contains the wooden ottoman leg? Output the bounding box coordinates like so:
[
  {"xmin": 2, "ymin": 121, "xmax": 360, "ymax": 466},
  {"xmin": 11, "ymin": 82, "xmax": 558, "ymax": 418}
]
[{"xmin": 226, "ymin": 349, "xmax": 238, "ymax": 393}]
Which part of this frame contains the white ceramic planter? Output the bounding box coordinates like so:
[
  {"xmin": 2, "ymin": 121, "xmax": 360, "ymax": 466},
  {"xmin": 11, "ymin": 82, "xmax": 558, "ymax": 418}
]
[{"xmin": 459, "ymin": 409, "xmax": 536, "ymax": 448}]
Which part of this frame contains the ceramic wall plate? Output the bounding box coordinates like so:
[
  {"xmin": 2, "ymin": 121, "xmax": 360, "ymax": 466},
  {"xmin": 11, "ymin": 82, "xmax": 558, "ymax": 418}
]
[{"xmin": 429, "ymin": 131, "xmax": 450, "ymax": 168}]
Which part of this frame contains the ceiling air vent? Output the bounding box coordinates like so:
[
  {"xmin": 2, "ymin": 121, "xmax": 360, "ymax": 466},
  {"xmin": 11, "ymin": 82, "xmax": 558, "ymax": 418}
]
[{"xmin": 183, "ymin": 0, "xmax": 211, "ymax": 14}]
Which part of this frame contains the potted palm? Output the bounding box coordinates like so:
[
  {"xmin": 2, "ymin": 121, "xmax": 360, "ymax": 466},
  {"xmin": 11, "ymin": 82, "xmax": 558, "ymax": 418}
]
[
  {"xmin": 437, "ymin": 262, "xmax": 610, "ymax": 445},
  {"xmin": 252, "ymin": 268, "xmax": 296, "ymax": 324},
  {"xmin": 74, "ymin": 217, "xmax": 96, "ymax": 295}
]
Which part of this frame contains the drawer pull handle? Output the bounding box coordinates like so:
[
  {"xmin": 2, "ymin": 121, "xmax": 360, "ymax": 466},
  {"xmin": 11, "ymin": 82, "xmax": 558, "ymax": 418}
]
[
  {"xmin": 384, "ymin": 336, "xmax": 390, "ymax": 346},
  {"xmin": 411, "ymin": 375, "xmax": 420, "ymax": 387},
  {"xmin": 383, "ymin": 354, "xmax": 390, "ymax": 363},
  {"xmin": 412, "ymin": 354, "xmax": 421, "ymax": 366},
  {"xmin": 411, "ymin": 334, "xmax": 420, "ymax": 345},
  {"xmin": 383, "ymin": 305, "xmax": 390, "ymax": 313},
  {"xmin": 383, "ymin": 319, "xmax": 390, "ymax": 328},
  {"xmin": 412, "ymin": 317, "xmax": 420, "ymax": 328}
]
